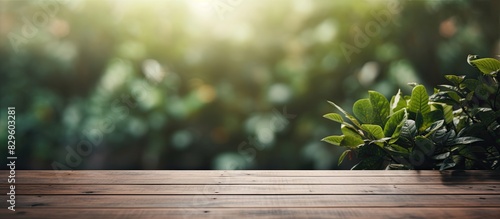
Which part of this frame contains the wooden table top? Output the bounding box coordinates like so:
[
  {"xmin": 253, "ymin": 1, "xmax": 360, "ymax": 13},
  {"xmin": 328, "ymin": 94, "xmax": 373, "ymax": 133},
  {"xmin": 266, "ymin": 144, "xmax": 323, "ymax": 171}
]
[{"xmin": 1, "ymin": 170, "xmax": 500, "ymax": 218}]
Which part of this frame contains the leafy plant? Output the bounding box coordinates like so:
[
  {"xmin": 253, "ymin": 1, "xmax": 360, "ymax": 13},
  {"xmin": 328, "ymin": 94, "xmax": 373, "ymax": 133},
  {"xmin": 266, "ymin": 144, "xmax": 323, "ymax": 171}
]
[{"xmin": 323, "ymin": 55, "xmax": 500, "ymax": 170}]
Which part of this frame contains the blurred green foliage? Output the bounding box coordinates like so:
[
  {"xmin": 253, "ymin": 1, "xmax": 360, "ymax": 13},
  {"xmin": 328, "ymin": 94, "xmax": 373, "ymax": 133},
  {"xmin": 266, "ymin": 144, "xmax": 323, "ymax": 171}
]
[{"xmin": 0, "ymin": 0, "xmax": 498, "ymax": 170}]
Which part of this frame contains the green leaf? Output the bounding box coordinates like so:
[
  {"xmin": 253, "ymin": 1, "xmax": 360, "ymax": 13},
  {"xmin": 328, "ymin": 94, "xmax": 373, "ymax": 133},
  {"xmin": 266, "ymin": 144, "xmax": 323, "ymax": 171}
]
[
  {"xmin": 390, "ymin": 89, "xmax": 407, "ymax": 114},
  {"xmin": 370, "ymin": 137, "xmax": 391, "ymax": 145},
  {"xmin": 432, "ymin": 152, "xmax": 450, "ymax": 160},
  {"xmin": 449, "ymin": 137, "xmax": 483, "ymax": 146},
  {"xmin": 425, "ymin": 120, "xmax": 445, "ymax": 137},
  {"xmin": 386, "ymin": 164, "xmax": 410, "ymax": 170},
  {"xmin": 470, "ymin": 58, "xmax": 500, "ymax": 75},
  {"xmin": 384, "ymin": 108, "xmax": 407, "ymax": 138},
  {"xmin": 466, "ymin": 91, "xmax": 474, "ymax": 101},
  {"xmin": 442, "ymin": 104, "xmax": 454, "ymax": 124},
  {"xmin": 438, "ymin": 156, "xmax": 458, "ymax": 171},
  {"xmin": 429, "ymin": 104, "xmax": 453, "ymax": 125},
  {"xmin": 338, "ymin": 149, "xmax": 351, "ymax": 166},
  {"xmin": 321, "ymin": 135, "xmax": 344, "ymax": 146},
  {"xmin": 389, "ymin": 114, "xmax": 408, "ymax": 144},
  {"xmin": 352, "ymin": 99, "xmax": 374, "ymax": 124},
  {"xmin": 475, "ymin": 108, "xmax": 497, "ymax": 124},
  {"xmin": 323, "ymin": 113, "xmax": 344, "ymax": 123},
  {"xmin": 352, "ymin": 144, "xmax": 386, "ymax": 169},
  {"xmin": 455, "ymin": 116, "xmax": 468, "ymax": 133},
  {"xmin": 341, "ymin": 125, "xmax": 363, "ymax": 137},
  {"xmin": 430, "ymin": 91, "xmax": 460, "ymax": 105},
  {"xmin": 437, "ymin": 85, "xmax": 462, "ymax": 94},
  {"xmin": 398, "ymin": 120, "xmax": 417, "ymax": 148},
  {"xmin": 341, "ymin": 125, "xmax": 365, "ymax": 147},
  {"xmin": 361, "ymin": 124, "xmax": 385, "ymax": 140},
  {"xmin": 421, "ymin": 110, "xmax": 443, "ymax": 133},
  {"xmin": 414, "ymin": 136, "xmax": 435, "ymax": 156},
  {"xmin": 327, "ymin": 101, "xmax": 362, "ymax": 128},
  {"xmin": 444, "ymin": 75, "xmax": 465, "ymax": 85},
  {"xmin": 369, "ymin": 91, "xmax": 390, "ymax": 126},
  {"xmin": 408, "ymin": 85, "xmax": 431, "ymax": 115},
  {"xmin": 413, "ymin": 111, "xmax": 425, "ymax": 133},
  {"xmin": 385, "ymin": 144, "xmax": 410, "ymax": 155},
  {"xmin": 460, "ymin": 79, "xmax": 481, "ymax": 91},
  {"xmin": 432, "ymin": 129, "xmax": 455, "ymax": 145},
  {"xmin": 444, "ymin": 91, "xmax": 461, "ymax": 103},
  {"xmin": 475, "ymin": 84, "xmax": 490, "ymax": 100}
]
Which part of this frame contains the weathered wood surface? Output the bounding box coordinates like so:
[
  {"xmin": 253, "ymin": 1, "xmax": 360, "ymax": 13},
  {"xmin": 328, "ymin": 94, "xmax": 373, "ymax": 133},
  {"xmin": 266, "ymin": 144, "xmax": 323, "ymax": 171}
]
[{"xmin": 1, "ymin": 170, "xmax": 499, "ymax": 218}]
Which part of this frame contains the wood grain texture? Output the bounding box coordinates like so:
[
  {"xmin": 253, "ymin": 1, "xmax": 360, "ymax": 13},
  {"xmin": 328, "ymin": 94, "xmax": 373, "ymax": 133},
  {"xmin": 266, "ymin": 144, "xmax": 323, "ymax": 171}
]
[
  {"xmin": 3, "ymin": 208, "xmax": 500, "ymax": 219},
  {"xmin": 5, "ymin": 194, "xmax": 500, "ymax": 208},
  {"xmin": 1, "ymin": 171, "xmax": 499, "ymax": 185},
  {"xmin": 3, "ymin": 184, "xmax": 499, "ymax": 195},
  {"xmin": 0, "ymin": 207, "xmax": 500, "ymax": 219},
  {"xmin": 1, "ymin": 170, "xmax": 499, "ymax": 218}
]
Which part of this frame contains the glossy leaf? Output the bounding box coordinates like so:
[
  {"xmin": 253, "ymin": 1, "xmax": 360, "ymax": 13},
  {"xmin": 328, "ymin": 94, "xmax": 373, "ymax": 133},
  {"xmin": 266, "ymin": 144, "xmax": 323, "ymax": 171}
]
[
  {"xmin": 398, "ymin": 120, "xmax": 417, "ymax": 148},
  {"xmin": 352, "ymin": 144, "xmax": 385, "ymax": 170},
  {"xmin": 338, "ymin": 149, "xmax": 351, "ymax": 166},
  {"xmin": 444, "ymin": 75, "xmax": 465, "ymax": 85},
  {"xmin": 432, "ymin": 128, "xmax": 454, "ymax": 145},
  {"xmin": 369, "ymin": 91, "xmax": 390, "ymax": 126},
  {"xmin": 327, "ymin": 101, "xmax": 362, "ymax": 128},
  {"xmin": 352, "ymin": 99, "xmax": 374, "ymax": 124},
  {"xmin": 460, "ymin": 79, "xmax": 481, "ymax": 91},
  {"xmin": 385, "ymin": 144, "xmax": 410, "ymax": 155},
  {"xmin": 430, "ymin": 91, "xmax": 460, "ymax": 105},
  {"xmin": 449, "ymin": 137, "xmax": 483, "ymax": 146},
  {"xmin": 323, "ymin": 113, "xmax": 344, "ymax": 123},
  {"xmin": 425, "ymin": 120, "xmax": 444, "ymax": 136},
  {"xmin": 444, "ymin": 91, "xmax": 461, "ymax": 103},
  {"xmin": 421, "ymin": 111, "xmax": 443, "ymax": 133},
  {"xmin": 442, "ymin": 104, "xmax": 454, "ymax": 124},
  {"xmin": 437, "ymin": 84, "xmax": 462, "ymax": 94},
  {"xmin": 455, "ymin": 116, "xmax": 468, "ymax": 133},
  {"xmin": 475, "ymin": 84, "xmax": 490, "ymax": 100},
  {"xmin": 361, "ymin": 124, "xmax": 385, "ymax": 140},
  {"xmin": 390, "ymin": 89, "xmax": 407, "ymax": 114},
  {"xmin": 415, "ymin": 136, "xmax": 435, "ymax": 156},
  {"xmin": 321, "ymin": 135, "xmax": 344, "ymax": 146},
  {"xmin": 432, "ymin": 152, "xmax": 450, "ymax": 160},
  {"xmin": 408, "ymin": 85, "xmax": 431, "ymax": 115},
  {"xmin": 384, "ymin": 108, "xmax": 407, "ymax": 138},
  {"xmin": 413, "ymin": 111, "xmax": 425, "ymax": 133},
  {"xmin": 340, "ymin": 125, "xmax": 364, "ymax": 147},
  {"xmin": 470, "ymin": 58, "xmax": 500, "ymax": 75},
  {"xmin": 438, "ymin": 158, "xmax": 456, "ymax": 171}
]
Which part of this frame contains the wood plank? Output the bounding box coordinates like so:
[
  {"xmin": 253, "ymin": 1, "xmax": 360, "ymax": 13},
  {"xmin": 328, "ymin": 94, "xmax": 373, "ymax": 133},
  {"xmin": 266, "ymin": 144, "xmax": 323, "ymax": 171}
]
[
  {"xmin": 3, "ymin": 207, "xmax": 500, "ymax": 219},
  {"xmin": 2, "ymin": 171, "xmax": 499, "ymax": 185},
  {"xmin": 2, "ymin": 170, "xmax": 499, "ymax": 218},
  {"xmin": 4, "ymin": 184, "xmax": 499, "ymax": 195},
  {"xmin": 5, "ymin": 195, "xmax": 500, "ymax": 208},
  {"xmin": 3, "ymin": 175, "xmax": 499, "ymax": 185},
  {"xmin": 2, "ymin": 170, "xmax": 499, "ymax": 179}
]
